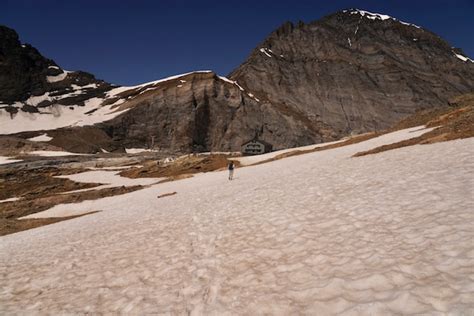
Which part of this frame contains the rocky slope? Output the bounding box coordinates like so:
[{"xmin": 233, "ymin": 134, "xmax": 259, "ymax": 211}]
[
  {"xmin": 230, "ymin": 9, "xmax": 474, "ymax": 138},
  {"xmin": 1, "ymin": 9, "xmax": 474, "ymax": 153},
  {"xmin": 100, "ymin": 71, "xmax": 322, "ymax": 152},
  {"xmin": 0, "ymin": 25, "xmax": 112, "ymax": 112}
]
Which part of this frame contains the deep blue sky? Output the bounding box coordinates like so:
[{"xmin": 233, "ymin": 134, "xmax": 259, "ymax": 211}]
[{"xmin": 3, "ymin": 0, "xmax": 473, "ymax": 86}]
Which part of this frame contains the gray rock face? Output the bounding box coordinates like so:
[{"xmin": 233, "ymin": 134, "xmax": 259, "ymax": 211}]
[
  {"xmin": 101, "ymin": 72, "xmax": 321, "ymax": 152},
  {"xmin": 229, "ymin": 9, "xmax": 474, "ymax": 139}
]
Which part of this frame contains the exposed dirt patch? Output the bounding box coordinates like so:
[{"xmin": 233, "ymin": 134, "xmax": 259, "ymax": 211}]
[
  {"xmin": 0, "ymin": 211, "xmax": 99, "ymax": 237},
  {"xmin": 121, "ymin": 154, "xmax": 238, "ymax": 179},
  {"xmin": 0, "ymin": 184, "xmax": 142, "ymax": 236},
  {"xmin": 0, "ymin": 166, "xmax": 145, "ymax": 236},
  {"xmin": 354, "ymin": 100, "xmax": 474, "ymax": 157},
  {"xmin": 389, "ymin": 106, "xmax": 454, "ymax": 130},
  {"xmin": 157, "ymin": 174, "xmax": 194, "ymax": 184},
  {"xmin": 0, "ymin": 136, "xmax": 62, "ymax": 156},
  {"xmin": 250, "ymin": 132, "xmax": 380, "ymax": 165},
  {"xmin": 0, "ymin": 167, "xmax": 96, "ymax": 201},
  {"xmin": 45, "ymin": 126, "xmax": 123, "ymax": 154}
]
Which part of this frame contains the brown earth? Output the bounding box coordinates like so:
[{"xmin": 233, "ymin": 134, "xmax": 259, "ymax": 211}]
[
  {"xmin": 0, "ymin": 136, "xmax": 63, "ymax": 156},
  {"xmin": 0, "ymin": 211, "xmax": 99, "ymax": 237},
  {"xmin": 354, "ymin": 98, "xmax": 474, "ymax": 157},
  {"xmin": 0, "ymin": 166, "xmax": 144, "ymax": 236},
  {"xmin": 0, "ymin": 167, "xmax": 97, "ymax": 200},
  {"xmin": 121, "ymin": 154, "xmax": 239, "ymax": 179},
  {"xmin": 9, "ymin": 126, "xmax": 125, "ymax": 154},
  {"xmin": 248, "ymin": 132, "xmax": 380, "ymax": 166}
]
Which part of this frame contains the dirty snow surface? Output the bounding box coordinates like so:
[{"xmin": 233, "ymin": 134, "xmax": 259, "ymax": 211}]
[
  {"xmin": 0, "ymin": 156, "xmax": 22, "ymax": 165},
  {"xmin": 27, "ymin": 133, "xmax": 53, "ymax": 142},
  {"xmin": 19, "ymin": 170, "xmax": 160, "ymax": 206},
  {"xmin": 1, "ymin": 127, "xmax": 473, "ymax": 314},
  {"xmin": 27, "ymin": 150, "xmax": 87, "ymax": 157}
]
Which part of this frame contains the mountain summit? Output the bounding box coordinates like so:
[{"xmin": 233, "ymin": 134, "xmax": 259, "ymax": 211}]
[
  {"xmin": 230, "ymin": 9, "xmax": 474, "ymax": 139},
  {"xmin": 1, "ymin": 9, "xmax": 473, "ymax": 153}
]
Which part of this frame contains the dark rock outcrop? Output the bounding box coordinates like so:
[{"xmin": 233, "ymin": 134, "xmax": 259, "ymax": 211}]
[{"xmin": 0, "ymin": 25, "xmax": 112, "ymax": 105}]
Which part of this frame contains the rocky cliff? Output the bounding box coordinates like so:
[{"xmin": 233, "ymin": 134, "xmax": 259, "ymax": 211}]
[
  {"xmin": 100, "ymin": 71, "xmax": 321, "ymax": 152},
  {"xmin": 230, "ymin": 9, "xmax": 474, "ymax": 138}
]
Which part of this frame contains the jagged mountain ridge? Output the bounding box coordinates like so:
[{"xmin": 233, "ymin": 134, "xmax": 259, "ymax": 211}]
[
  {"xmin": 230, "ymin": 9, "xmax": 474, "ymax": 139},
  {"xmin": 1, "ymin": 9, "xmax": 473, "ymax": 153},
  {"xmin": 0, "ymin": 26, "xmax": 112, "ymax": 109}
]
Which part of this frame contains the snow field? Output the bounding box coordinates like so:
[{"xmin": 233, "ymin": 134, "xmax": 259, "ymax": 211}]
[{"xmin": 0, "ymin": 127, "xmax": 473, "ymax": 314}]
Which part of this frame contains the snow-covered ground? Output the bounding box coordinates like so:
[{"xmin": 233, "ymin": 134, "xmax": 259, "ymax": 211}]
[
  {"xmin": 0, "ymin": 156, "xmax": 22, "ymax": 165},
  {"xmin": 27, "ymin": 150, "xmax": 88, "ymax": 157},
  {"xmin": 125, "ymin": 148, "xmax": 156, "ymax": 154},
  {"xmin": 1, "ymin": 127, "xmax": 473, "ymax": 314}
]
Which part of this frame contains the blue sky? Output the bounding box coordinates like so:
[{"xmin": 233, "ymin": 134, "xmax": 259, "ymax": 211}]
[{"xmin": 3, "ymin": 0, "xmax": 473, "ymax": 85}]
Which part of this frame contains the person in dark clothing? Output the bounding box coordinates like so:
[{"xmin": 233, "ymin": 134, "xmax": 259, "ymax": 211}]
[{"xmin": 228, "ymin": 161, "xmax": 235, "ymax": 180}]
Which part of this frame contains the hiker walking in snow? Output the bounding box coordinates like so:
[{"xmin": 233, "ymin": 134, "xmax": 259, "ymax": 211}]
[{"xmin": 228, "ymin": 161, "xmax": 235, "ymax": 180}]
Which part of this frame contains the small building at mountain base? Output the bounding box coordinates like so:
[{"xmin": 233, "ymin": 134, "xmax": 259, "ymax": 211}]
[{"xmin": 241, "ymin": 139, "xmax": 273, "ymax": 155}]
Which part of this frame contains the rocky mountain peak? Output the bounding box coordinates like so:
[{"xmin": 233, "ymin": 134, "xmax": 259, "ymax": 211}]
[
  {"xmin": 0, "ymin": 25, "xmax": 111, "ymax": 105},
  {"xmin": 230, "ymin": 9, "xmax": 474, "ymax": 141}
]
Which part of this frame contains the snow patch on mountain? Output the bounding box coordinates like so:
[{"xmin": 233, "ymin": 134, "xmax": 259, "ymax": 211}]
[
  {"xmin": 0, "ymin": 96, "xmax": 130, "ymax": 135},
  {"xmin": 46, "ymin": 71, "xmax": 68, "ymax": 83},
  {"xmin": 125, "ymin": 148, "xmax": 156, "ymax": 154},
  {"xmin": 453, "ymin": 52, "xmax": 474, "ymax": 63},
  {"xmin": 345, "ymin": 9, "xmax": 421, "ymax": 28},
  {"xmin": 0, "ymin": 197, "xmax": 20, "ymax": 203},
  {"xmin": 0, "ymin": 72, "xmax": 215, "ymax": 135},
  {"xmin": 0, "ymin": 156, "xmax": 22, "ymax": 165},
  {"xmin": 106, "ymin": 70, "xmax": 214, "ymax": 98},
  {"xmin": 260, "ymin": 48, "xmax": 273, "ymax": 57},
  {"xmin": 218, "ymin": 76, "xmax": 260, "ymax": 102},
  {"xmin": 28, "ymin": 150, "xmax": 88, "ymax": 157},
  {"xmin": 28, "ymin": 133, "xmax": 52, "ymax": 142}
]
